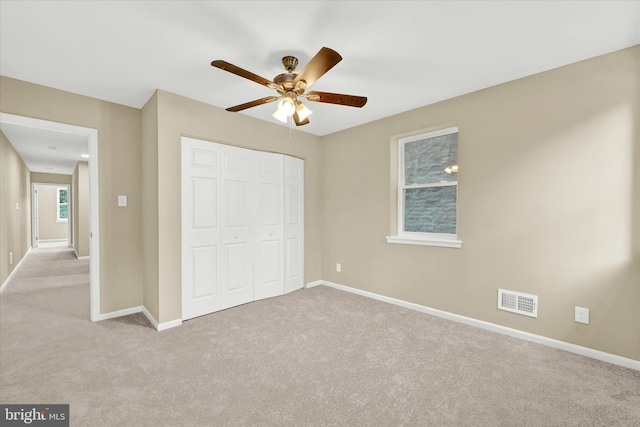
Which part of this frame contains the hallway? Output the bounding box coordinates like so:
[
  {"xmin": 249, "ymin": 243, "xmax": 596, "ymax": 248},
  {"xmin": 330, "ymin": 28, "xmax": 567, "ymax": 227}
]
[
  {"xmin": 0, "ymin": 247, "xmax": 89, "ymax": 313},
  {"xmin": 37, "ymin": 241, "xmax": 70, "ymax": 249}
]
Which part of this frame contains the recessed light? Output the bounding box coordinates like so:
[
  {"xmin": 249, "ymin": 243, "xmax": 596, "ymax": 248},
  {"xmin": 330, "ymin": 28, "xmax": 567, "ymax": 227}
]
[{"xmin": 81, "ymin": 154, "xmax": 90, "ymax": 158}]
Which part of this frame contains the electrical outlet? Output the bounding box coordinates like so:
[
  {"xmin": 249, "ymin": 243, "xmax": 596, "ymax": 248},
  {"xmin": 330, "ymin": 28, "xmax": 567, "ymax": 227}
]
[
  {"xmin": 575, "ymin": 306, "xmax": 589, "ymax": 324},
  {"xmin": 336, "ymin": 263, "xmax": 341, "ymax": 273}
]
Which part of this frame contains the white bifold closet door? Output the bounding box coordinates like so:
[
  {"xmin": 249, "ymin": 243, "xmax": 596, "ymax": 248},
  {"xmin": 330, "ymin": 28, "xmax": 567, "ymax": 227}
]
[{"xmin": 181, "ymin": 137, "xmax": 303, "ymax": 320}]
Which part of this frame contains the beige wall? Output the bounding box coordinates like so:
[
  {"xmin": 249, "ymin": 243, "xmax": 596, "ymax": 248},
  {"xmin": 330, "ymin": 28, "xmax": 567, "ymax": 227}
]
[
  {"xmin": 141, "ymin": 92, "xmax": 160, "ymax": 321},
  {"xmin": 321, "ymin": 46, "xmax": 639, "ymax": 360},
  {"xmin": 72, "ymin": 161, "xmax": 90, "ymax": 257},
  {"xmin": 1, "ymin": 76, "xmax": 143, "ymax": 313},
  {"xmin": 36, "ymin": 184, "xmax": 68, "ymax": 241},
  {"xmin": 0, "ymin": 130, "xmax": 31, "ymax": 286},
  {"xmin": 150, "ymin": 90, "xmax": 323, "ymax": 323},
  {"xmin": 31, "ymin": 172, "xmax": 72, "ymax": 185}
]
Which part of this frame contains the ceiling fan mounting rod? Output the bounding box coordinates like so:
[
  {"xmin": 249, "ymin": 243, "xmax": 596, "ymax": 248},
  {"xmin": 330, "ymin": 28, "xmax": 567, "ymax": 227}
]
[{"xmin": 281, "ymin": 56, "xmax": 298, "ymax": 73}]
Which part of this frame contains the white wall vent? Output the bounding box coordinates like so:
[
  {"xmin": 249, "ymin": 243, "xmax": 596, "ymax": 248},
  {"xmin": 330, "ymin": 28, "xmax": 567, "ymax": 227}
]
[{"xmin": 498, "ymin": 289, "xmax": 538, "ymax": 318}]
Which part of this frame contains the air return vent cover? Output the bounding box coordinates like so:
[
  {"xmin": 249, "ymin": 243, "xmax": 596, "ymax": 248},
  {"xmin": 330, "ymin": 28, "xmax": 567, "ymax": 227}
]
[{"xmin": 498, "ymin": 289, "xmax": 538, "ymax": 318}]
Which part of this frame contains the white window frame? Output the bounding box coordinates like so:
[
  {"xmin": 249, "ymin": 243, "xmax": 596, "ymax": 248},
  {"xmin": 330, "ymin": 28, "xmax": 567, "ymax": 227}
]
[
  {"xmin": 386, "ymin": 126, "xmax": 462, "ymax": 248},
  {"xmin": 57, "ymin": 186, "xmax": 69, "ymax": 222}
]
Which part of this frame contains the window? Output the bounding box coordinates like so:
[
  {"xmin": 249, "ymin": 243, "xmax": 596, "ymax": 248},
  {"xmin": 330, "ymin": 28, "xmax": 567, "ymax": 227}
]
[
  {"xmin": 386, "ymin": 126, "xmax": 462, "ymax": 248},
  {"xmin": 57, "ymin": 187, "xmax": 69, "ymax": 222}
]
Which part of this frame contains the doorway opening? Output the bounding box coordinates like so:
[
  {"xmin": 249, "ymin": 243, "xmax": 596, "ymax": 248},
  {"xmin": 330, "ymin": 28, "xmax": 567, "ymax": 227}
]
[
  {"xmin": 0, "ymin": 113, "xmax": 100, "ymax": 321},
  {"xmin": 32, "ymin": 183, "xmax": 71, "ymax": 249}
]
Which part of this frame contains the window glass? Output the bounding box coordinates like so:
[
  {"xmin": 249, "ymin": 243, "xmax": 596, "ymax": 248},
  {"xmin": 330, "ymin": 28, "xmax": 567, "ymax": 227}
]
[
  {"xmin": 404, "ymin": 133, "xmax": 458, "ymax": 185},
  {"xmin": 59, "ymin": 204, "xmax": 68, "ymax": 219},
  {"xmin": 404, "ymin": 186, "xmax": 457, "ymax": 234},
  {"xmin": 57, "ymin": 188, "xmax": 69, "ymax": 220}
]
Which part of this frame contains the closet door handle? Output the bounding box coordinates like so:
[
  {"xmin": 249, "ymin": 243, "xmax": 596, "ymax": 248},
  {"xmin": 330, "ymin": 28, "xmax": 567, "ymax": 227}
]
[
  {"xmin": 234, "ymin": 235, "xmax": 238, "ymax": 239},
  {"xmin": 269, "ymin": 233, "xmax": 273, "ymax": 237}
]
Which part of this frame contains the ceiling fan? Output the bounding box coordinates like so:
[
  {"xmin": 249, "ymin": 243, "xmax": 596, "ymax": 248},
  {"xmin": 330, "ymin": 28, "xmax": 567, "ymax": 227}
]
[{"xmin": 211, "ymin": 47, "xmax": 367, "ymax": 126}]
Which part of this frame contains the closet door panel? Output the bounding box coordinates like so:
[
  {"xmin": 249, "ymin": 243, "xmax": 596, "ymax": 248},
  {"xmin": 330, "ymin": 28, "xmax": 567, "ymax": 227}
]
[
  {"xmin": 254, "ymin": 152, "xmax": 285, "ymax": 301},
  {"xmin": 182, "ymin": 137, "xmax": 304, "ymax": 321},
  {"xmin": 193, "ymin": 246, "xmax": 217, "ymax": 298},
  {"xmin": 284, "ymin": 156, "xmax": 304, "ymax": 293},
  {"xmin": 220, "ymin": 145, "xmax": 254, "ymax": 309},
  {"xmin": 182, "ymin": 138, "xmax": 222, "ymax": 320}
]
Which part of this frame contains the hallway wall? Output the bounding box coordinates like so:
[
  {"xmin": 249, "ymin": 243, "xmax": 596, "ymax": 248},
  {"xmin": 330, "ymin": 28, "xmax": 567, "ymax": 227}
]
[
  {"xmin": 0, "ymin": 130, "xmax": 31, "ymax": 287},
  {"xmin": 72, "ymin": 161, "xmax": 90, "ymax": 257},
  {"xmin": 1, "ymin": 76, "xmax": 143, "ymax": 313}
]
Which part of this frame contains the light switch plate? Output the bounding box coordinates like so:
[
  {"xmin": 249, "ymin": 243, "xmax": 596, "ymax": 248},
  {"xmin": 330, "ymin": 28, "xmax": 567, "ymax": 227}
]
[{"xmin": 117, "ymin": 195, "xmax": 128, "ymax": 207}]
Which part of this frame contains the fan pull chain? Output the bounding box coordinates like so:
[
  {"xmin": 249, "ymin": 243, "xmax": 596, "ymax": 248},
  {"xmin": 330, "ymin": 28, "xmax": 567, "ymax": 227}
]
[{"xmin": 289, "ymin": 116, "xmax": 293, "ymax": 140}]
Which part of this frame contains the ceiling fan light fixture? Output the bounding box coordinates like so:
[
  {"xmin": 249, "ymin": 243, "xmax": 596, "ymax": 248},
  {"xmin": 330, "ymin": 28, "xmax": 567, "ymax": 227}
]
[
  {"xmin": 272, "ymin": 108, "xmax": 289, "ymax": 123},
  {"xmin": 277, "ymin": 97, "xmax": 296, "ymax": 116},
  {"xmin": 272, "ymin": 96, "xmax": 297, "ymax": 123},
  {"xmin": 295, "ymin": 101, "xmax": 313, "ymax": 121}
]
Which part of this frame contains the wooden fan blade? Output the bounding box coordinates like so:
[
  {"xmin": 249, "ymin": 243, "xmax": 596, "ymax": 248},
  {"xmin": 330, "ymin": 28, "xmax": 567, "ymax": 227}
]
[
  {"xmin": 293, "ymin": 111, "xmax": 310, "ymax": 126},
  {"xmin": 226, "ymin": 96, "xmax": 279, "ymax": 112},
  {"xmin": 211, "ymin": 60, "xmax": 279, "ymax": 90},
  {"xmin": 292, "ymin": 47, "xmax": 342, "ymax": 89},
  {"xmin": 306, "ymin": 91, "xmax": 367, "ymax": 108}
]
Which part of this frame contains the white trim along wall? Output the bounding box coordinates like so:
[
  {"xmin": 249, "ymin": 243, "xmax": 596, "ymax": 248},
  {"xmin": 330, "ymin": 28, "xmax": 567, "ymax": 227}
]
[
  {"xmin": 0, "ymin": 247, "xmax": 32, "ymax": 294},
  {"xmin": 306, "ymin": 280, "xmax": 640, "ymax": 372},
  {"xmin": 94, "ymin": 305, "xmax": 182, "ymax": 332}
]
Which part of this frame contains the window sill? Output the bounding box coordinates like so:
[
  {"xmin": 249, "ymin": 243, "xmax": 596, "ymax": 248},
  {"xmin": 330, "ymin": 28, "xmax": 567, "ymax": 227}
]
[
  {"xmin": 56, "ymin": 219, "xmax": 68, "ymax": 223},
  {"xmin": 385, "ymin": 235, "xmax": 462, "ymax": 248}
]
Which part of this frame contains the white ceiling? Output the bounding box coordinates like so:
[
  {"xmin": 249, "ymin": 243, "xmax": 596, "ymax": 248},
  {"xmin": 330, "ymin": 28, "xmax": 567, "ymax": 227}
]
[
  {"xmin": 1, "ymin": 1, "xmax": 639, "ymax": 140},
  {"xmin": 0, "ymin": 123, "xmax": 89, "ymax": 175}
]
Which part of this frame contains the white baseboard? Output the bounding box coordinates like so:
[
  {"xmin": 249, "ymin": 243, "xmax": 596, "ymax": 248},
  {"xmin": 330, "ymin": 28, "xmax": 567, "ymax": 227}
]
[
  {"xmin": 95, "ymin": 305, "xmax": 181, "ymax": 331},
  {"xmin": 94, "ymin": 305, "xmax": 145, "ymax": 321},
  {"xmin": 0, "ymin": 247, "xmax": 32, "ymax": 294},
  {"xmin": 158, "ymin": 318, "xmax": 182, "ymax": 331},
  {"xmin": 307, "ymin": 280, "xmax": 640, "ymax": 371},
  {"xmin": 73, "ymin": 249, "xmax": 90, "ymax": 260},
  {"xmin": 306, "ymin": 280, "xmax": 323, "ymax": 288},
  {"xmin": 141, "ymin": 306, "xmax": 159, "ymax": 329},
  {"xmin": 140, "ymin": 306, "xmax": 182, "ymax": 331}
]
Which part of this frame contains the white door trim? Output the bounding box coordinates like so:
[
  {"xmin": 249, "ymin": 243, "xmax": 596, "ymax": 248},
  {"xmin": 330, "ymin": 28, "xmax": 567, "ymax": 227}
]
[
  {"xmin": 31, "ymin": 182, "xmax": 71, "ymax": 247},
  {"xmin": 31, "ymin": 183, "xmax": 39, "ymax": 248},
  {"xmin": 0, "ymin": 113, "xmax": 101, "ymax": 321}
]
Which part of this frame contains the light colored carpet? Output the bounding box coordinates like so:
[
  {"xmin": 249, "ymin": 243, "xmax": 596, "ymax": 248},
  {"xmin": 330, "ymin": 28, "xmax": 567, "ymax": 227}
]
[{"xmin": 1, "ymin": 248, "xmax": 639, "ymax": 426}]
